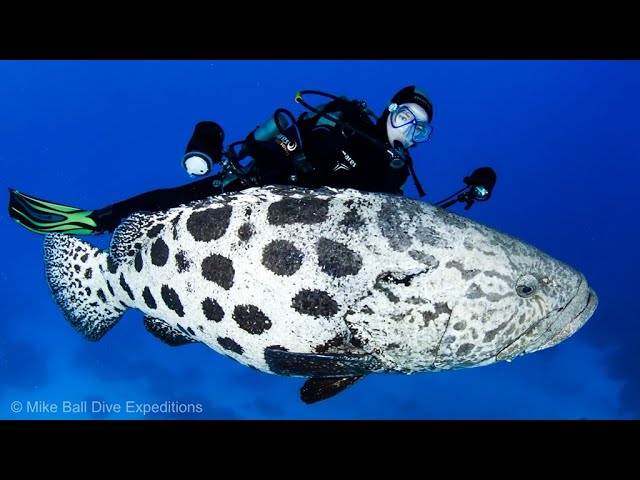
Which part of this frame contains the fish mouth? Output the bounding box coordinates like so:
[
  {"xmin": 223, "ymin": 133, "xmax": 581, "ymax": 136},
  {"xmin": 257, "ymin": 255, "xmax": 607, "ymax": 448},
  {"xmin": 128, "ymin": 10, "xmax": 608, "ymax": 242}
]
[
  {"xmin": 524, "ymin": 272, "xmax": 598, "ymax": 354},
  {"xmin": 496, "ymin": 272, "xmax": 598, "ymax": 361}
]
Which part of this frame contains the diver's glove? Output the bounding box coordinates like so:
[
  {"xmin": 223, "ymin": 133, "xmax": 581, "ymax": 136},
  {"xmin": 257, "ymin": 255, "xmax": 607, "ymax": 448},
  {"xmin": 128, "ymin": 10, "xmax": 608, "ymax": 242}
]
[{"xmin": 182, "ymin": 121, "xmax": 225, "ymax": 176}]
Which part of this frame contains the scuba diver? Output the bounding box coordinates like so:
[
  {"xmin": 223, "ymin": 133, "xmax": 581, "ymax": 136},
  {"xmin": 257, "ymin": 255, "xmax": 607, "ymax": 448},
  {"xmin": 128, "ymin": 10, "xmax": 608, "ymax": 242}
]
[{"xmin": 8, "ymin": 86, "xmax": 496, "ymax": 236}]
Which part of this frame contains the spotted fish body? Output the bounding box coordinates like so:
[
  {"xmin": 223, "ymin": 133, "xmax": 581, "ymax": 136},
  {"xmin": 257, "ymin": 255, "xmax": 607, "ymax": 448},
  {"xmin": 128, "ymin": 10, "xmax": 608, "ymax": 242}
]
[{"xmin": 43, "ymin": 185, "xmax": 597, "ymax": 403}]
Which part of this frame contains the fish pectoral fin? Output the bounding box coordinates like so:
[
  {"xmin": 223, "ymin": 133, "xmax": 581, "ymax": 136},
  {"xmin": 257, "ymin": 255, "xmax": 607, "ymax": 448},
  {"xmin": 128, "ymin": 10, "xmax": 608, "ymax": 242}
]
[
  {"xmin": 300, "ymin": 376, "xmax": 366, "ymax": 404},
  {"xmin": 143, "ymin": 316, "xmax": 197, "ymax": 347},
  {"xmin": 264, "ymin": 347, "xmax": 380, "ymax": 377}
]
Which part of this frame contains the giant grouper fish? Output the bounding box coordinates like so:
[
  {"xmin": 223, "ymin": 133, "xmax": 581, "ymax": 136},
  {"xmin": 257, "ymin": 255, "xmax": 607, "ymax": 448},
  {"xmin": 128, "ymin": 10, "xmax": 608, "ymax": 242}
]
[{"xmin": 42, "ymin": 185, "xmax": 598, "ymax": 404}]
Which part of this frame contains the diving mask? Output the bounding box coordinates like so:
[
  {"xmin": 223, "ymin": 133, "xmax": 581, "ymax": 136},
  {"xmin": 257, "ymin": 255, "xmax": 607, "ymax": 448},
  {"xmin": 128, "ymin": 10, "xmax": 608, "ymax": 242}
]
[{"xmin": 386, "ymin": 103, "xmax": 433, "ymax": 148}]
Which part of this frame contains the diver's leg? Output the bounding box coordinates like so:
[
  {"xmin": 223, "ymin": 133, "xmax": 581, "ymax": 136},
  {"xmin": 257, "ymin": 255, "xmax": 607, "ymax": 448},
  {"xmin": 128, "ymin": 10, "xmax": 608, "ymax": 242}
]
[
  {"xmin": 92, "ymin": 173, "xmax": 245, "ymax": 233},
  {"xmin": 9, "ymin": 172, "xmax": 244, "ymax": 235}
]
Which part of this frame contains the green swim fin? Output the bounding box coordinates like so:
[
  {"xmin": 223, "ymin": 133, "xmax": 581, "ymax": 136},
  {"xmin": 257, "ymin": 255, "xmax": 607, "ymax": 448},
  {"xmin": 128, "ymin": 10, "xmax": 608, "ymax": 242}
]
[{"xmin": 8, "ymin": 188, "xmax": 101, "ymax": 235}]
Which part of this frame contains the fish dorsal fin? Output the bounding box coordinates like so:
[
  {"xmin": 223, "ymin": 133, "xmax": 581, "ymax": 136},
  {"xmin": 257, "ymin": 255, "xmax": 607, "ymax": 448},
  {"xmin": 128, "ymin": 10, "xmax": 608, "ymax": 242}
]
[
  {"xmin": 110, "ymin": 212, "xmax": 163, "ymax": 266},
  {"xmin": 143, "ymin": 316, "xmax": 197, "ymax": 347},
  {"xmin": 300, "ymin": 376, "xmax": 366, "ymax": 404},
  {"xmin": 264, "ymin": 347, "xmax": 381, "ymax": 377}
]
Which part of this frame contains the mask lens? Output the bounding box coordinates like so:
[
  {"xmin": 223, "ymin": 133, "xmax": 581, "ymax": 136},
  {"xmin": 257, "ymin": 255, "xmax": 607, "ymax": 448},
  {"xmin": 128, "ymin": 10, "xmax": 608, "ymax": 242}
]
[
  {"xmin": 390, "ymin": 106, "xmax": 415, "ymax": 128},
  {"xmin": 390, "ymin": 106, "xmax": 432, "ymax": 143},
  {"xmin": 412, "ymin": 122, "xmax": 433, "ymax": 143}
]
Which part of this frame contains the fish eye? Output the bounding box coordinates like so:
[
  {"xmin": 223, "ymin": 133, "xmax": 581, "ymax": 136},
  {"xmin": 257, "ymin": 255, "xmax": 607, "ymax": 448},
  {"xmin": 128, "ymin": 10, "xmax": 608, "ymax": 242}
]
[{"xmin": 516, "ymin": 274, "xmax": 539, "ymax": 298}]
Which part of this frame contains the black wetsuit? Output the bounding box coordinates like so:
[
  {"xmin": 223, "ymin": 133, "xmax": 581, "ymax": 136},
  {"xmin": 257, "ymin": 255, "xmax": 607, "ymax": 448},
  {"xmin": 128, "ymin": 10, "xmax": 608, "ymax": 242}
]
[{"xmin": 92, "ymin": 98, "xmax": 412, "ymax": 233}]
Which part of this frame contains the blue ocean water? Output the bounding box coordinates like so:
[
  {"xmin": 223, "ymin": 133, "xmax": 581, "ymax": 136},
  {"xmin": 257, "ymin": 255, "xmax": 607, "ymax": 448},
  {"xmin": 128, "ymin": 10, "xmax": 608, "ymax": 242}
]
[{"xmin": 1, "ymin": 60, "xmax": 638, "ymax": 420}]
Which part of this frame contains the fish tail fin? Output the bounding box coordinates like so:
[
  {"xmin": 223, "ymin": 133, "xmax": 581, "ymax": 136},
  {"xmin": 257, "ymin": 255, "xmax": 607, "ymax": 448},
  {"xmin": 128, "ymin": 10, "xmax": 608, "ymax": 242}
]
[
  {"xmin": 8, "ymin": 188, "xmax": 102, "ymax": 235},
  {"xmin": 44, "ymin": 233, "xmax": 127, "ymax": 341}
]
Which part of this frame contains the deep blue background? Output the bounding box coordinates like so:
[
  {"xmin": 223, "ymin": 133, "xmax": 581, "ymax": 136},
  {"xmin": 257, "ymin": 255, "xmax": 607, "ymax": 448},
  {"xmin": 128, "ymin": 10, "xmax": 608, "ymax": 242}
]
[{"xmin": 1, "ymin": 60, "xmax": 638, "ymax": 419}]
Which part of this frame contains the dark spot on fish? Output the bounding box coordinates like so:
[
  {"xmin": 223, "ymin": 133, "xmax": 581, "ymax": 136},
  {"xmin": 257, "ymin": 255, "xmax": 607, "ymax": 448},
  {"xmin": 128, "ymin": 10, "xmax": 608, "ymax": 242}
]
[
  {"xmin": 292, "ymin": 289, "xmax": 339, "ymax": 318},
  {"xmin": 187, "ymin": 326, "xmax": 195, "ymax": 336},
  {"xmin": 446, "ymin": 260, "xmax": 480, "ymax": 280},
  {"xmin": 74, "ymin": 264, "xmax": 81, "ymax": 273},
  {"xmin": 175, "ymin": 251, "xmax": 190, "ymax": 273},
  {"xmin": 361, "ymin": 305, "xmax": 374, "ymax": 315},
  {"xmin": 317, "ymin": 238, "xmax": 362, "ymax": 278},
  {"xmin": 85, "ymin": 287, "xmax": 91, "ymax": 296},
  {"xmin": 262, "ymin": 240, "xmax": 304, "ymax": 276},
  {"xmin": 267, "ymin": 197, "xmax": 329, "ymax": 225},
  {"xmin": 348, "ymin": 327, "xmax": 364, "ymax": 348},
  {"xmin": 233, "ymin": 304, "xmax": 272, "ymax": 335},
  {"xmin": 483, "ymin": 321, "xmax": 510, "ymax": 343},
  {"xmin": 377, "ymin": 199, "xmax": 413, "ymax": 251},
  {"xmin": 84, "ymin": 268, "xmax": 92, "ymax": 279},
  {"xmin": 456, "ymin": 343, "xmax": 474, "ymax": 356},
  {"xmin": 466, "ymin": 284, "xmax": 484, "ymax": 299},
  {"xmin": 187, "ymin": 206, "xmax": 232, "ymax": 242},
  {"xmin": 107, "ymin": 256, "xmax": 117, "ymax": 274},
  {"xmin": 161, "ymin": 285, "xmax": 184, "ymax": 317},
  {"xmin": 315, "ymin": 335, "xmax": 346, "ymax": 353},
  {"xmin": 471, "ymin": 328, "xmax": 479, "ymax": 340},
  {"xmin": 202, "ymin": 297, "xmax": 224, "ymax": 322},
  {"xmin": 421, "ymin": 302, "xmax": 452, "ymax": 327},
  {"xmin": 151, "ymin": 238, "xmax": 169, "ymax": 267},
  {"xmin": 201, "ymin": 254, "xmax": 234, "ymax": 290},
  {"xmin": 97, "ymin": 289, "xmax": 107, "ymax": 303},
  {"xmin": 89, "ymin": 302, "xmax": 98, "ymax": 307},
  {"xmin": 147, "ymin": 224, "xmax": 164, "ymax": 238},
  {"xmin": 505, "ymin": 323, "xmax": 516, "ymax": 337},
  {"xmin": 106, "ymin": 280, "xmax": 114, "ymax": 296},
  {"xmin": 244, "ymin": 206, "xmax": 252, "ymax": 217},
  {"xmin": 127, "ymin": 250, "xmax": 135, "ymax": 257},
  {"xmin": 238, "ymin": 222, "xmax": 254, "ymax": 241},
  {"xmin": 408, "ymin": 250, "xmax": 439, "ymax": 269},
  {"xmin": 433, "ymin": 207, "xmax": 467, "ymax": 229},
  {"xmin": 171, "ymin": 213, "xmax": 182, "ymax": 241},
  {"xmin": 119, "ymin": 273, "xmax": 135, "ymax": 301},
  {"xmin": 80, "ymin": 253, "xmax": 88, "ymax": 263},
  {"xmin": 340, "ymin": 208, "xmax": 365, "ymax": 230},
  {"xmin": 143, "ymin": 286, "xmax": 157, "ymax": 309},
  {"xmin": 134, "ymin": 251, "xmax": 144, "ymax": 272},
  {"xmin": 453, "ymin": 321, "xmax": 467, "ymax": 331},
  {"xmin": 217, "ymin": 337, "xmax": 244, "ymax": 355},
  {"xmin": 373, "ymin": 273, "xmax": 404, "ymax": 303},
  {"xmin": 407, "ymin": 296, "xmax": 428, "ymax": 305}
]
